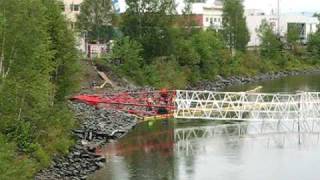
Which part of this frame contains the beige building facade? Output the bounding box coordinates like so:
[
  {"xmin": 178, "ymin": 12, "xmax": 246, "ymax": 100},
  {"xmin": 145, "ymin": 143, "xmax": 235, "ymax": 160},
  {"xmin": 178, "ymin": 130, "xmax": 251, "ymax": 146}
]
[
  {"xmin": 60, "ymin": 0, "xmax": 83, "ymax": 23},
  {"xmin": 59, "ymin": 0, "xmax": 85, "ymax": 52}
]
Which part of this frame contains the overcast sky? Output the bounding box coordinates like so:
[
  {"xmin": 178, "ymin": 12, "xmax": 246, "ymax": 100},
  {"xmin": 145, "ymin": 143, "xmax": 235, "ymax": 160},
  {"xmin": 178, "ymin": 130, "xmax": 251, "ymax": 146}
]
[
  {"xmin": 117, "ymin": 0, "xmax": 320, "ymax": 14},
  {"xmin": 244, "ymin": 0, "xmax": 320, "ymax": 14}
]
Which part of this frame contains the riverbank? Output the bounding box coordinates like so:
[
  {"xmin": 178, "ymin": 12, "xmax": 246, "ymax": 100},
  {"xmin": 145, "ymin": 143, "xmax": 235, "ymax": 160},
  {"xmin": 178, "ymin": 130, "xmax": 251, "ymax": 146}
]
[
  {"xmin": 35, "ymin": 103, "xmax": 137, "ymax": 180},
  {"xmin": 190, "ymin": 67, "xmax": 320, "ymax": 91},
  {"xmin": 36, "ymin": 66, "xmax": 320, "ymax": 179}
]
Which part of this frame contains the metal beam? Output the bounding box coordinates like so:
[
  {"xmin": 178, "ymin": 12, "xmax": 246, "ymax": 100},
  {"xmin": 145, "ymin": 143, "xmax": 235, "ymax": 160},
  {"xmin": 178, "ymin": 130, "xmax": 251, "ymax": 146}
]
[{"xmin": 174, "ymin": 91, "xmax": 320, "ymax": 121}]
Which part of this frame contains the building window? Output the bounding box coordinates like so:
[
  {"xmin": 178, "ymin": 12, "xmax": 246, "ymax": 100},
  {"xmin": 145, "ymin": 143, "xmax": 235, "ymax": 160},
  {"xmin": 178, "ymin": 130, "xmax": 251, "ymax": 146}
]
[
  {"xmin": 70, "ymin": 4, "xmax": 80, "ymax": 11},
  {"xmin": 74, "ymin": 4, "xmax": 80, "ymax": 11},
  {"xmin": 214, "ymin": 18, "xmax": 217, "ymax": 22},
  {"xmin": 206, "ymin": 17, "xmax": 209, "ymax": 22},
  {"xmin": 60, "ymin": 4, "xmax": 65, "ymax": 11}
]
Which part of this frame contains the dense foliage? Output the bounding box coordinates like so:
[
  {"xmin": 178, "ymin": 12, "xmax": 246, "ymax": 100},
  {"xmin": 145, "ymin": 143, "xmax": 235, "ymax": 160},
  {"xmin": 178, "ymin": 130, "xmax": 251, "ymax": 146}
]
[
  {"xmin": 257, "ymin": 20, "xmax": 282, "ymax": 59},
  {"xmin": 97, "ymin": 0, "xmax": 320, "ymax": 89},
  {"xmin": 121, "ymin": 0, "xmax": 176, "ymax": 61},
  {"xmin": 77, "ymin": 0, "xmax": 114, "ymax": 43},
  {"xmin": 1, "ymin": 0, "xmax": 320, "ymax": 179},
  {"xmin": 222, "ymin": 0, "xmax": 250, "ymax": 52},
  {"xmin": 0, "ymin": 0, "xmax": 80, "ymax": 178}
]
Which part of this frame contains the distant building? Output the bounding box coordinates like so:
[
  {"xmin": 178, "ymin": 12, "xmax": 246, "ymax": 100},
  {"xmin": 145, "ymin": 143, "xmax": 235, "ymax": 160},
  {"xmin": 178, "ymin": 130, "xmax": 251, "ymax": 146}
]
[
  {"xmin": 179, "ymin": 1, "xmax": 319, "ymax": 47},
  {"xmin": 60, "ymin": 0, "xmax": 83, "ymax": 26},
  {"xmin": 176, "ymin": 0, "xmax": 223, "ymax": 30},
  {"xmin": 60, "ymin": 0, "xmax": 320, "ymax": 51},
  {"xmin": 246, "ymin": 9, "xmax": 319, "ymax": 46},
  {"xmin": 60, "ymin": 0, "xmax": 121, "ymax": 55},
  {"xmin": 59, "ymin": 0, "xmax": 86, "ymax": 53}
]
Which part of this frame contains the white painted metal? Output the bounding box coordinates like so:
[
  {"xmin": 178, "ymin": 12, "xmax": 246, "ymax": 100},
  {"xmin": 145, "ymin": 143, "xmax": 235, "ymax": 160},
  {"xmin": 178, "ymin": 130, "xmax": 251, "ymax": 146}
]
[
  {"xmin": 174, "ymin": 120, "xmax": 320, "ymax": 153},
  {"xmin": 174, "ymin": 120, "xmax": 320, "ymax": 142},
  {"xmin": 174, "ymin": 91, "xmax": 320, "ymax": 121}
]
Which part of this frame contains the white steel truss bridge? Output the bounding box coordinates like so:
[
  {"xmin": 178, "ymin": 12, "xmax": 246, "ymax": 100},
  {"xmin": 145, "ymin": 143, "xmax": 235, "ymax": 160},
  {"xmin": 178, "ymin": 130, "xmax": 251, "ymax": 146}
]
[
  {"xmin": 174, "ymin": 120, "xmax": 320, "ymax": 153},
  {"xmin": 174, "ymin": 120, "xmax": 320, "ymax": 142},
  {"xmin": 174, "ymin": 90, "xmax": 320, "ymax": 121}
]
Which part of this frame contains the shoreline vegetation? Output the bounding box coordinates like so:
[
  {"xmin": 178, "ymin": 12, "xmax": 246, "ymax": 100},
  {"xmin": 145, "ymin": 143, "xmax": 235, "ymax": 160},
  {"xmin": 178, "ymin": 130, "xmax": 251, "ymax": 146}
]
[
  {"xmin": 94, "ymin": 0, "xmax": 320, "ymax": 90},
  {"xmin": 1, "ymin": 0, "xmax": 320, "ymax": 179},
  {"xmin": 37, "ymin": 66, "xmax": 320, "ymax": 179}
]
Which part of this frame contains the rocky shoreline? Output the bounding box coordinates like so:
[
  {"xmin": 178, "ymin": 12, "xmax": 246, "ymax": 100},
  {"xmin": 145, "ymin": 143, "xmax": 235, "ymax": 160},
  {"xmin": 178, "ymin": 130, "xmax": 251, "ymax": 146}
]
[
  {"xmin": 36, "ymin": 68, "xmax": 320, "ymax": 180},
  {"xmin": 35, "ymin": 103, "xmax": 137, "ymax": 180},
  {"xmin": 190, "ymin": 68, "xmax": 320, "ymax": 91}
]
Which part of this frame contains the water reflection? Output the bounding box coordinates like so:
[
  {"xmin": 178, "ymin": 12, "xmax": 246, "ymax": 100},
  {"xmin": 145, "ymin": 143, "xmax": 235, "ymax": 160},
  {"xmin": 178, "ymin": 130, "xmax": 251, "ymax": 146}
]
[
  {"xmin": 175, "ymin": 120, "xmax": 320, "ymax": 155},
  {"xmin": 91, "ymin": 121, "xmax": 176, "ymax": 180},
  {"xmin": 91, "ymin": 73, "xmax": 320, "ymax": 180},
  {"xmin": 91, "ymin": 120, "xmax": 320, "ymax": 180}
]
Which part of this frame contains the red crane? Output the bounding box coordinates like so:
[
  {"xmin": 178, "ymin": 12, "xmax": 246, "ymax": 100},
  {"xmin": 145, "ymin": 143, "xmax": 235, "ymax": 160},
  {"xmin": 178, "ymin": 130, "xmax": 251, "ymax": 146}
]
[{"xmin": 71, "ymin": 89, "xmax": 176, "ymax": 118}]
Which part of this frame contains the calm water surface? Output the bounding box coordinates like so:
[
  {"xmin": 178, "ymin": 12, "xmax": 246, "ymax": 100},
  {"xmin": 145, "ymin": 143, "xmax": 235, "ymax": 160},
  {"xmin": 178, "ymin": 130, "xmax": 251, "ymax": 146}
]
[{"xmin": 90, "ymin": 73, "xmax": 320, "ymax": 180}]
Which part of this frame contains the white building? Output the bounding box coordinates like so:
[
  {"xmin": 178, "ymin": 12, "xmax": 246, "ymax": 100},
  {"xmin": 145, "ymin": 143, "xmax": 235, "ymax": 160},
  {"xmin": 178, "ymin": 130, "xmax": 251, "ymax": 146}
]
[
  {"xmin": 59, "ymin": 0, "xmax": 86, "ymax": 52},
  {"xmin": 177, "ymin": 0, "xmax": 223, "ymax": 30},
  {"xmin": 181, "ymin": 1, "xmax": 319, "ymax": 47},
  {"xmin": 61, "ymin": 0, "xmax": 83, "ymax": 24},
  {"xmin": 60, "ymin": 0, "xmax": 319, "ymax": 50},
  {"xmin": 246, "ymin": 9, "xmax": 319, "ymax": 46}
]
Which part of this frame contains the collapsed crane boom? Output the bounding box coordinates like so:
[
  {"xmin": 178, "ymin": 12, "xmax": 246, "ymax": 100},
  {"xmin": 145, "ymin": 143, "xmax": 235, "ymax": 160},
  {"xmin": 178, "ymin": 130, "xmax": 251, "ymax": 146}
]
[{"xmin": 72, "ymin": 89, "xmax": 176, "ymax": 118}]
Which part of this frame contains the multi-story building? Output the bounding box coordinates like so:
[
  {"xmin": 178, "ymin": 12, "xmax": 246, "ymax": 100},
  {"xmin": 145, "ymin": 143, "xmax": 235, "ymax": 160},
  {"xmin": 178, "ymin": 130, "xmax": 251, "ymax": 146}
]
[
  {"xmin": 60, "ymin": 0, "xmax": 83, "ymax": 25},
  {"xmin": 177, "ymin": 0, "xmax": 223, "ymax": 30},
  {"xmin": 60, "ymin": 0, "xmax": 122, "ymax": 55},
  {"xmin": 181, "ymin": 1, "xmax": 319, "ymax": 46},
  {"xmin": 246, "ymin": 9, "xmax": 319, "ymax": 46},
  {"xmin": 59, "ymin": 0, "xmax": 319, "ymax": 51},
  {"xmin": 58, "ymin": 0, "xmax": 84, "ymax": 51}
]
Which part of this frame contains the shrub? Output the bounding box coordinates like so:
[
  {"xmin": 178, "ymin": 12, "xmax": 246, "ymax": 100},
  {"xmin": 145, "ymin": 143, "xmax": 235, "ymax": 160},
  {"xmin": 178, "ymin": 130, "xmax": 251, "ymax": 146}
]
[
  {"xmin": 0, "ymin": 135, "xmax": 37, "ymax": 180},
  {"xmin": 106, "ymin": 37, "xmax": 145, "ymax": 85},
  {"xmin": 144, "ymin": 58, "xmax": 188, "ymax": 89}
]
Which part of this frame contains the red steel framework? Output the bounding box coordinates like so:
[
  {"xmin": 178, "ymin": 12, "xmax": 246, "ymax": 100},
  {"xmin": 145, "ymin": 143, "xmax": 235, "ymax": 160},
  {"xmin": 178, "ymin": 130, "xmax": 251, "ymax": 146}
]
[{"xmin": 71, "ymin": 89, "xmax": 176, "ymax": 118}]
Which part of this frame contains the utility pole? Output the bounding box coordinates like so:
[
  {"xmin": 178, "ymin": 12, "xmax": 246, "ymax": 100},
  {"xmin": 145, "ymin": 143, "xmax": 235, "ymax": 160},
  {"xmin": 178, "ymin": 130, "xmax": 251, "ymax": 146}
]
[{"xmin": 277, "ymin": 0, "xmax": 280, "ymax": 36}]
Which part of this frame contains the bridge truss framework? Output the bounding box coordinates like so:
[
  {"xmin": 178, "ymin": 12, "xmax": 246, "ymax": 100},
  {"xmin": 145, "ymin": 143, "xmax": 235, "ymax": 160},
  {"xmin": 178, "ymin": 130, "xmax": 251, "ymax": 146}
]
[
  {"xmin": 174, "ymin": 120, "xmax": 320, "ymax": 154},
  {"xmin": 174, "ymin": 91, "xmax": 320, "ymax": 121}
]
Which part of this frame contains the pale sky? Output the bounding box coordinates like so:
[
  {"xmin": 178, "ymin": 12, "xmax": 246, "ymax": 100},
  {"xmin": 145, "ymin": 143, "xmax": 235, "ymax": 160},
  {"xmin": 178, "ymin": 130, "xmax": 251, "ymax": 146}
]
[
  {"xmin": 117, "ymin": 0, "xmax": 320, "ymax": 14},
  {"xmin": 244, "ymin": 0, "xmax": 320, "ymax": 14}
]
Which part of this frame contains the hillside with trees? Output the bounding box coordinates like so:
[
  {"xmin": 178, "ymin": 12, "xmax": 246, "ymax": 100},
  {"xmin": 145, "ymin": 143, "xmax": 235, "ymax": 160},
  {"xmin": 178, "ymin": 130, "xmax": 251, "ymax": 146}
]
[
  {"xmin": 77, "ymin": 0, "xmax": 320, "ymax": 89},
  {"xmin": 0, "ymin": 0, "xmax": 80, "ymax": 179},
  {"xmin": 1, "ymin": 0, "xmax": 320, "ymax": 178}
]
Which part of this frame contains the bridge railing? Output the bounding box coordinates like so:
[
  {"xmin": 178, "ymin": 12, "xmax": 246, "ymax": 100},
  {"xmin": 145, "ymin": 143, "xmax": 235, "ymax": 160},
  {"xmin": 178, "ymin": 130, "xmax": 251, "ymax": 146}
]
[
  {"xmin": 174, "ymin": 91, "xmax": 320, "ymax": 121},
  {"xmin": 174, "ymin": 120, "xmax": 320, "ymax": 142},
  {"xmin": 174, "ymin": 120, "xmax": 320, "ymax": 154}
]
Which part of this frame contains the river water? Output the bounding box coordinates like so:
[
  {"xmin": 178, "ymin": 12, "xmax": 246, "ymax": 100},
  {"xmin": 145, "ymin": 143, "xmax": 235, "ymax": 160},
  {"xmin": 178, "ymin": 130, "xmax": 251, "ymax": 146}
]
[{"xmin": 90, "ymin": 73, "xmax": 320, "ymax": 180}]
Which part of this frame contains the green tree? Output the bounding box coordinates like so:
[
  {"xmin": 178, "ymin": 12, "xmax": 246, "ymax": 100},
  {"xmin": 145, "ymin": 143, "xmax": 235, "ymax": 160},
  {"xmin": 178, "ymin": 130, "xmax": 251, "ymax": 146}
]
[
  {"xmin": 145, "ymin": 58, "xmax": 188, "ymax": 89},
  {"xmin": 287, "ymin": 23, "xmax": 301, "ymax": 52},
  {"xmin": 0, "ymin": 0, "xmax": 78, "ymax": 175},
  {"xmin": 77, "ymin": 0, "xmax": 114, "ymax": 43},
  {"xmin": 222, "ymin": 0, "xmax": 249, "ymax": 52},
  {"xmin": 174, "ymin": 38, "xmax": 201, "ymax": 67},
  {"xmin": 191, "ymin": 30, "xmax": 225, "ymax": 79},
  {"xmin": 121, "ymin": 0, "xmax": 176, "ymax": 62},
  {"xmin": 179, "ymin": 0, "xmax": 199, "ymax": 34},
  {"xmin": 107, "ymin": 37, "xmax": 144, "ymax": 84},
  {"xmin": 0, "ymin": 135, "xmax": 37, "ymax": 180},
  {"xmin": 313, "ymin": 13, "xmax": 320, "ymax": 30},
  {"xmin": 308, "ymin": 31, "xmax": 320, "ymax": 59},
  {"xmin": 42, "ymin": 0, "xmax": 80, "ymax": 103},
  {"xmin": 0, "ymin": 0, "xmax": 54, "ymax": 151},
  {"xmin": 257, "ymin": 19, "xmax": 282, "ymax": 58}
]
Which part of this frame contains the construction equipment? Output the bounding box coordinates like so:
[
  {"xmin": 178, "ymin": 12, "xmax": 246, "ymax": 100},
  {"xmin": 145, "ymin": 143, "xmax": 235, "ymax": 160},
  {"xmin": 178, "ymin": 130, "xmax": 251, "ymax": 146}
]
[
  {"xmin": 71, "ymin": 86, "xmax": 265, "ymax": 121},
  {"xmin": 72, "ymin": 89, "xmax": 176, "ymax": 118}
]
